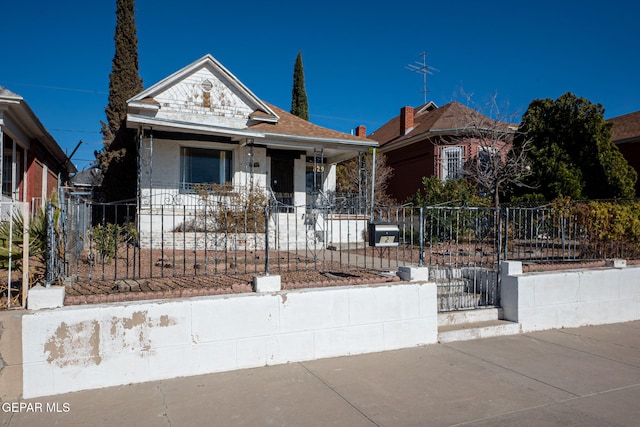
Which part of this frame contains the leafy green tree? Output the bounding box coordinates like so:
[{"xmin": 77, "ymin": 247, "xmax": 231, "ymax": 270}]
[
  {"xmin": 96, "ymin": 0, "xmax": 144, "ymax": 202},
  {"xmin": 290, "ymin": 51, "xmax": 309, "ymax": 120},
  {"xmin": 516, "ymin": 92, "xmax": 637, "ymax": 200}
]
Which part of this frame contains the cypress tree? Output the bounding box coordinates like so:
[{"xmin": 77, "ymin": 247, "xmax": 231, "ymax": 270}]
[
  {"xmin": 290, "ymin": 51, "xmax": 309, "ymax": 120},
  {"xmin": 96, "ymin": 0, "xmax": 143, "ymax": 202}
]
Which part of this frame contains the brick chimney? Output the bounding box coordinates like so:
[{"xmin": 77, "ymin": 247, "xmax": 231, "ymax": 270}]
[
  {"xmin": 355, "ymin": 125, "xmax": 367, "ymax": 138},
  {"xmin": 400, "ymin": 106, "xmax": 414, "ymax": 135}
]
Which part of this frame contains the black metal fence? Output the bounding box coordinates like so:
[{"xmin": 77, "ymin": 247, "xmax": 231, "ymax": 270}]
[{"xmin": 42, "ymin": 192, "xmax": 640, "ymax": 311}]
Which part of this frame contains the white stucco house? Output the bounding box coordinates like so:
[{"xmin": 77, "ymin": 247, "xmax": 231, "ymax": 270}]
[{"xmin": 126, "ymin": 54, "xmax": 377, "ymax": 249}]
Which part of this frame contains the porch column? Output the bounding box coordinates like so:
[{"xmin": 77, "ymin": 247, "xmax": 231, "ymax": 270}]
[
  {"xmin": 0, "ymin": 125, "xmax": 3, "ymax": 201},
  {"xmin": 42, "ymin": 164, "xmax": 49, "ymax": 203},
  {"xmin": 138, "ymin": 128, "xmax": 153, "ymax": 208},
  {"xmin": 22, "ymin": 144, "xmax": 27, "ymax": 205},
  {"xmin": 11, "ymin": 137, "xmax": 16, "ymax": 201}
]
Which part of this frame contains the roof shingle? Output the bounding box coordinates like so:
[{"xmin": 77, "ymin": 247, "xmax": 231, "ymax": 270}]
[
  {"xmin": 249, "ymin": 103, "xmax": 377, "ymax": 143},
  {"xmin": 609, "ymin": 111, "xmax": 640, "ymax": 143},
  {"xmin": 370, "ymin": 101, "xmax": 505, "ymax": 148}
]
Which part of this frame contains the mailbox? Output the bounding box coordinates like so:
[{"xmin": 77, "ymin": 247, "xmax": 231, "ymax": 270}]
[{"xmin": 368, "ymin": 222, "xmax": 400, "ymax": 247}]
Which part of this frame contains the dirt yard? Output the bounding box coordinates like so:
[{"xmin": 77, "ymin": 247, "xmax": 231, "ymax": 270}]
[{"xmin": 2, "ymin": 245, "xmax": 638, "ymax": 309}]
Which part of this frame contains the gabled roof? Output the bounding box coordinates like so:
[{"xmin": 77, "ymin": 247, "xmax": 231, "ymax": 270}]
[
  {"xmin": 71, "ymin": 166, "xmax": 103, "ymax": 187},
  {"xmin": 371, "ymin": 101, "xmax": 510, "ymax": 150},
  {"xmin": 128, "ymin": 54, "xmax": 279, "ymax": 122},
  {"xmin": 416, "ymin": 101, "xmax": 438, "ymax": 114},
  {"xmin": 0, "ymin": 86, "xmax": 21, "ymax": 99},
  {"xmin": 609, "ymin": 110, "xmax": 640, "ymax": 144},
  {"xmin": 126, "ymin": 54, "xmax": 378, "ymax": 156}
]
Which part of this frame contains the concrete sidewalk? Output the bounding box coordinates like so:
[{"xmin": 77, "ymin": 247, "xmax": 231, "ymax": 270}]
[{"xmin": 3, "ymin": 321, "xmax": 640, "ymax": 427}]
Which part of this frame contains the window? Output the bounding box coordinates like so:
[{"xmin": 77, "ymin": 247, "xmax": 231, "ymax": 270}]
[
  {"xmin": 180, "ymin": 147, "xmax": 232, "ymax": 191},
  {"xmin": 305, "ymin": 164, "xmax": 324, "ymax": 193},
  {"xmin": 441, "ymin": 146, "xmax": 463, "ymax": 180},
  {"xmin": 477, "ymin": 146, "xmax": 498, "ymax": 172},
  {"xmin": 2, "ymin": 145, "xmax": 21, "ymax": 198}
]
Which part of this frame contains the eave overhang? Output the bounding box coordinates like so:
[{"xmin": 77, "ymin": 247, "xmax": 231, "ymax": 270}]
[
  {"xmin": 380, "ymin": 126, "xmax": 514, "ymax": 152},
  {"xmin": 0, "ymin": 92, "xmax": 76, "ymax": 173},
  {"xmin": 127, "ymin": 114, "xmax": 264, "ymax": 140}
]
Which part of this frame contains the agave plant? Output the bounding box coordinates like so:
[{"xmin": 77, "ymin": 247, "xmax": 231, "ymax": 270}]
[{"xmin": 0, "ymin": 208, "xmax": 48, "ymax": 276}]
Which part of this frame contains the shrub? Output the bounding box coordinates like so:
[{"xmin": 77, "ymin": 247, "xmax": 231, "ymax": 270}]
[
  {"xmin": 407, "ymin": 177, "xmax": 487, "ymax": 207},
  {"xmin": 92, "ymin": 222, "xmax": 138, "ymax": 261},
  {"xmin": 567, "ymin": 200, "xmax": 640, "ymax": 259},
  {"xmin": 0, "ymin": 208, "xmax": 48, "ymax": 281},
  {"xmin": 179, "ymin": 184, "xmax": 268, "ymax": 233}
]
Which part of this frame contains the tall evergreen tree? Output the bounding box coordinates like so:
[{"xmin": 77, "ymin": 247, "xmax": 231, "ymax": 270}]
[
  {"xmin": 96, "ymin": 0, "xmax": 143, "ymax": 202},
  {"xmin": 290, "ymin": 51, "xmax": 309, "ymax": 120}
]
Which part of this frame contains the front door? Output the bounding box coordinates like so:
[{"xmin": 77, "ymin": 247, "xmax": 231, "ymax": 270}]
[{"xmin": 270, "ymin": 156, "xmax": 294, "ymax": 208}]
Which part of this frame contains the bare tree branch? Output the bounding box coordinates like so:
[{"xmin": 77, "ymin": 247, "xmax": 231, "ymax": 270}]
[
  {"xmin": 454, "ymin": 91, "xmax": 533, "ymax": 207},
  {"xmin": 336, "ymin": 151, "xmax": 396, "ymax": 206}
]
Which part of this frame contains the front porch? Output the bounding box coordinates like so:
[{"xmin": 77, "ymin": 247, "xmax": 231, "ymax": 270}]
[{"xmin": 137, "ymin": 181, "xmax": 370, "ymax": 252}]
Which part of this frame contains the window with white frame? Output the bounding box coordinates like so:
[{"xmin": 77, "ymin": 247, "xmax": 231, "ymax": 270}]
[
  {"xmin": 180, "ymin": 147, "xmax": 232, "ymax": 192},
  {"xmin": 441, "ymin": 146, "xmax": 463, "ymax": 180},
  {"xmin": 2, "ymin": 139, "xmax": 21, "ymax": 198}
]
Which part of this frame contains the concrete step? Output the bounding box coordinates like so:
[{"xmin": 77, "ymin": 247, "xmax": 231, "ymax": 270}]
[
  {"xmin": 438, "ymin": 308, "xmax": 520, "ymax": 343},
  {"xmin": 438, "ymin": 308, "xmax": 503, "ymax": 327},
  {"xmin": 436, "ymin": 281, "xmax": 468, "ymax": 296},
  {"xmin": 438, "ymin": 319, "xmax": 520, "ymax": 343},
  {"xmin": 438, "ymin": 292, "xmax": 482, "ymax": 311},
  {"xmin": 275, "ymin": 214, "xmax": 327, "ymax": 250},
  {"xmin": 430, "ymin": 268, "xmax": 463, "ymax": 280}
]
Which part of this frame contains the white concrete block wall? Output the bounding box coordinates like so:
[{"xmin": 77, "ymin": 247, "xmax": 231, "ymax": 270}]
[
  {"xmin": 501, "ymin": 263, "xmax": 640, "ymax": 332},
  {"xmin": 327, "ymin": 217, "xmax": 368, "ymax": 245},
  {"xmin": 22, "ymin": 282, "xmax": 438, "ymax": 398},
  {"xmin": 324, "ymin": 164, "xmax": 336, "ymax": 193},
  {"xmin": 139, "ymin": 230, "xmax": 270, "ymax": 251}
]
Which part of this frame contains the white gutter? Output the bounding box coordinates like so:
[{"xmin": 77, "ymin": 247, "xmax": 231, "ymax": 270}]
[
  {"xmin": 262, "ymin": 131, "xmax": 378, "ymax": 149},
  {"xmin": 127, "ymin": 115, "xmax": 378, "ymax": 152},
  {"xmin": 1, "ymin": 93, "xmax": 75, "ymax": 173}
]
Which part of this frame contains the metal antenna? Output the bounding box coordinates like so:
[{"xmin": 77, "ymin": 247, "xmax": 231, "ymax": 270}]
[{"xmin": 406, "ymin": 52, "xmax": 438, "ymax": 104}]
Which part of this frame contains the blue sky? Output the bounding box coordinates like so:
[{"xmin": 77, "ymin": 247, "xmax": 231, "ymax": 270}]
[{"xmin": 2, "ymin": 0, "xmax": 639, "ymax": 171}]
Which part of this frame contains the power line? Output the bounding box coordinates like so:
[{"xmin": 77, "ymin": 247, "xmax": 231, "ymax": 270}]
[
  {"xmin": 406, "ymin": 52, "xmax": 438, "ymax": 104},
  {"xmin": 0, "ymin": 81, "xmax": 107, "ymax": 95},
  {"xmin": 310, "ymin": 113, "xmax": 378, "ymax": 125}
]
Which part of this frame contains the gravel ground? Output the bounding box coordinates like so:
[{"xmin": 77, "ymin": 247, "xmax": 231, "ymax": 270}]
[{"xmin": 63, "ymin": 269, "xmax": 401, "ymax": 306}]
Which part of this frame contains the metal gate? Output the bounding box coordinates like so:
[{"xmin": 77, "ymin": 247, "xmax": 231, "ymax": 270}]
[{"xmin": 420, "ymin": 206, "xmax": 501, "ymax": 312}]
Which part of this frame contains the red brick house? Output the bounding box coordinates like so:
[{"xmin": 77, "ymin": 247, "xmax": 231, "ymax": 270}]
[
  {"xmin": 609, "ymin": 110, "xmax": 640, "ymax": 196},
  {"xmin": 365, "ymin": 101, "xmax": 513, "ymax": 203},
  {"xmin": 0, "ymin": 86, "xmax": 75, "ymax": 214}
]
